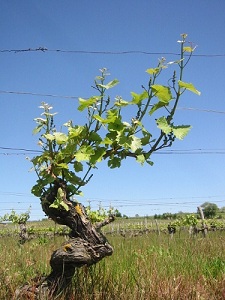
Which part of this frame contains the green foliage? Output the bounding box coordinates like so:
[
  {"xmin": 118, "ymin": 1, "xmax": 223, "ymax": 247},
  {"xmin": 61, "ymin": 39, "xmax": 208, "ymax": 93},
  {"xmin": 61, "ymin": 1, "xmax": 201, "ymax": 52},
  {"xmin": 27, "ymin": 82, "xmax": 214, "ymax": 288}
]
[
  {"xmin": 156, "ymin": 117, "xmax": 191, "ymax": 140},
  {"xmin": 85, "ymin": 205, "xmax": 120, "ymax": 223},
  {"xmin": 154, "ymin": 212, "xmax": 178, "ymax": 220},
  {"xmin": 49, "ymin": 187, "xmax": 69, "ymax": 211},
  {"xmin": 209, "ymin": 220, "xmax": 225, "ymax": 229},
  {"xmin": 182, "ymin": 214, "xmax": 198, "ymax": 226},
  {"xmin": 31, "ymin": 34, "xmax": 200, "ymax": 211},
  {"xmin": 178, "ymin": 80, "xmax": 201, "ymax": 95},
  {"xmin": 85, "ymin": 206, "xmax": 108, "ymax": 223},
  {"xmin": 0, "ymin": 209, "xmax": 30, "ymax": 224},
  {"xmin": 200, "ymin": 202, "xmax": 219, "ymax": 219},
  {"xmin": 154, "ymin": 213, "xmax": 199, "ymax": 227}
]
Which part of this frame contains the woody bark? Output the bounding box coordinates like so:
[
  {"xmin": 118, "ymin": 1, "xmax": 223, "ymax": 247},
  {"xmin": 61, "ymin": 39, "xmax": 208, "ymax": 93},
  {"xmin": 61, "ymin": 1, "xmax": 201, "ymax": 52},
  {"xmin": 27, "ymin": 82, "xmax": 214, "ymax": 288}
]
[{"xmin": 15, "ymin": 180, "xmax": 114, "ymax": 299}]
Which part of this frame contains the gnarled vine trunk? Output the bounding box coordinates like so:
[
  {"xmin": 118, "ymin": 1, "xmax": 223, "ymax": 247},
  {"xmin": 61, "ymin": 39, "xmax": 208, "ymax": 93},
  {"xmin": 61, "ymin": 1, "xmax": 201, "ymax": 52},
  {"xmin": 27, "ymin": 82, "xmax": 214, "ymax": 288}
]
[
  {"xmin": 18, "ymin": 222, "xmax": 28, "ymax": 244},
  {"xmin": 15, "ymin": 181, "xmax": 114, "ymax": 299}
]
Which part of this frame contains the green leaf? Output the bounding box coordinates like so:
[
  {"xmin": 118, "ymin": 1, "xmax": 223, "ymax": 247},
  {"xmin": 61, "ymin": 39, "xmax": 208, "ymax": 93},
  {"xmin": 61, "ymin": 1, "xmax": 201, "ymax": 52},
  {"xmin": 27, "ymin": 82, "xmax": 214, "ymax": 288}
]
[
  {"xmin": 167, "ymin": 58, "xmax": 184, "ymax": 65},
  {"xmin": 97, "ymin": 79, "xmax": 119, "ymax": 90},
  {"xmin": 149, "ymin": 101, "xmax": 167, "ymax": 115},
  {"xmin": 78, "ymin": 97, "xmax": 99, "ymax": 111},
  {"xmin": 116, "ymin": 132, "xmax": 132, "ymax": 149},
  {"xmin": 172, "ymin": 125, "xmax": 192, "ymax": 140},
  {"xmin": 54, "ymin": 132, "xmax": 68, "ymax": 145},
  {"xmin": 108, "ymin": 79, "xmax": 119, "ymax": 88},
  {"xmin": 151, "ymin": 85, "xmax": 172, "ymax": 103},
  {"xmin": 130, "ymin": 136, "xmax": 142, "ymax": 152},
  {"xmin": 146, "ymin": 68, "xmax": 160, "ymax": 75},
  {"xmin": 74, "ymin": 145, "xmax": 95, "ymax": 162},
  {"xmin": 55, "ymin": 163, "xmax": 68, "ymax": 170},
  {"xmin": 32, "ymin": 124, "xmax": 44, "ymax": 135},
  {"xmin": 31, "ymin": 154, "xmax": 46, "ymax": 166},
  {"xmin": 64, "ymin": 170, "xmax": 84, "ymax": 185},
  {"xmin": 101, "ymin": 136, "xmax": 114, "ymax": 145},
  {"xmin": 67, "ymin": 184, "xmax": 78, "ymax": 196},
  {"xmin": 131, "ymin": 91, "xmax": 148, "ymax": 104},
  {"xmin": 105, "ymin": 131, "xmax": 117, "ymax": 141},
  {"xmin": 146, "ymin": 160, "xmax": 154, "ymax": 166},
  {"xmin": 114, "ymin": 99, "xmax": 129, "ymax": 107},
  {"xmin": 69, "ymin": 126, "xmax": 86, "ymax": 138},
  {"xmin": 57, "ymin": 187, "xmax": 64, "ymax": 200},
  {"xmin": 49, "ymin": 187, "xmax": 68, "ymax": 210},
  {"xmin": 60, "ymin": 201, "xmax": 69, "ymax": 211},
  {"xmin": 141, "ymin": 131, "xmax": 152, "ymax": 146},
  {"xmin": 31, "ymin": 184, "xmax": 43, "ymax": 197},
  {"xmin": 94, "ymin": 109, "xmax": 119, "ymax": 125},
  {"xmin": 90, "ymin": 147, "xmax": 107, "ymax": 164},
  {"xmin": 49, "ymin": 200, "xmax": 60, "ymax": 209},
  {"xmin": 34, "ymin": 117, "xmax": 47, "ymax": 124},
  {"xmin": 88, "ymin": 131, "xmax": 102, "ymax": 143},
  {"xmin": 106, "ymin": 109, "xmax": 119, "ymax": 123},
  {"xmin": 178, "ymin": 81, "xmax": 201, "ymax": 95},
  {"xmin": 40, "ymin": 175, "xmax": 56, "ymax": 187},
  {"xmin": 74, "ymin": 161, "xmax": 83, "ymax": 172},
  {"xmin": 77, "ymin": 190, "xmax": 84, "ymax": 196},
  {"xmin": 136, "ymin": 154, "xmax": 145, "ymax": 165},
  {"xmin": 44, "ymin": 133, "xmax": 55, "ymax": 141},
  {"xmin": 183, "ymin": 46, "xmax": 193, "ymax": 53},
  {"xmin": 49, "ymin": 198, "xmax": 69, "ymax": 211},
  {"xmin": 106, "ymin": 79, "xmax": 119, "ymax": 89},
  {"xmin": 108, "ymin": 156, "xmax": 121, "ymax": 168},
  {"xmin": 156, "ymin": 117, "xmax": 172, "ymax": 134},
  {"xmin": 95, "ymin": 75, "xmax": 104, "ymax": 81},
  {"xmin": 63, "ymin": 121, "xmax": 73, "ymax": 128},
  {"xmin": 156, "ymin": 117, "xmax": 191, "ymax": 140},
  {"xmin": 108, "ymin": 118, "xmax": 124, "ymax": 132},
  {"xmin": 93, "ymin": 115, "xmax": 108, "ymax": 124}
]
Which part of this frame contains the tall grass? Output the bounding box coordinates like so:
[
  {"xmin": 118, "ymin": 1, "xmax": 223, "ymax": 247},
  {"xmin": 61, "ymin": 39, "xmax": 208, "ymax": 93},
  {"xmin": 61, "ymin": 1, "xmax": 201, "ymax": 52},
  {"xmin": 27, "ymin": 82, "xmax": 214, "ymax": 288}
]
[{"xmin": 1, "ymin": 231, "xmax": 225, "ymax": 299}]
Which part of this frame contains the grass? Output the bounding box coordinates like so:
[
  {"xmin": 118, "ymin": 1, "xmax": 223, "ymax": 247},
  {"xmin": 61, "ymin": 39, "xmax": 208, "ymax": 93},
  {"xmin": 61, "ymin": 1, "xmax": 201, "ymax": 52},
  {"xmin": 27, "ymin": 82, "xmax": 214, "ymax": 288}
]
[{"xmin": 1, "ymin": 226, "xmax": 225, "ymax": 299}]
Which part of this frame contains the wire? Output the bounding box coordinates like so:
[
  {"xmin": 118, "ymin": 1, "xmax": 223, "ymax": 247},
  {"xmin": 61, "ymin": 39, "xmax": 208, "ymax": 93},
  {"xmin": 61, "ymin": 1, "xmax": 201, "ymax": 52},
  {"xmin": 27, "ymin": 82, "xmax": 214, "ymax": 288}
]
[
  {"xmin": 0, "ymin": 208, "xmax": 40, "ymax": 211},
  {"xmin": 0, "ymin": 47, "xmax": 225, "ymax": 57},
  {"xmin": 0, "ymin": 153, "xmax": 32, "ymax": 156},
  {"xmin": 0, "ymin": 146, "xmax": 41, "ymax": 152},
  {"xmin": 0, "ymin": 146, "xmax": 41, "ymax": 156},
  {"xmin": 86, "ymin": 195, "xmax": 225, "ymax": 203},
  {"xmin": 155, "ymin": 150, "xmax": 225, "ymax": 155},
  {"xmin": 1, "ymin": 89, "xmax": 225, "ymax": 116},
  {"xmin": 108, "ymin": 200, "xmax": 225, "ymax": 208},
  {"xmin": 0, "ymin": 47, "xmax": 48, "ymax": 53},
  {"xmin": 1, "ymin": 146, "xmax": 225, "ymax": 156},
  {"xmin": 178, "ymin": 107, "xmax": 225, "ymax": 115},
  {"xmin": 0, "ymin": 90, "xmax": 79, "ymax": 100},
  {"xmin": 0, "ymin": 197, "xmax": 224, "ymax": 217},
  {"xmin": 0, "ymin": 146, "xmax": 40, "ymax": 156},
  {"xmin": 1, "ymin": 191, "xmax": 224, "ymax": 203}
]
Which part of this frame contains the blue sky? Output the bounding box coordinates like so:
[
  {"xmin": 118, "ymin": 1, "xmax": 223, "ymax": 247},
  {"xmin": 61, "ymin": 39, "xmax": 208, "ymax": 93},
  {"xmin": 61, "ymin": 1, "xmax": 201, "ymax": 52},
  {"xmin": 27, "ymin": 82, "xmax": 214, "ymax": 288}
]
[{"xmin": 1, "ymin": 1, "xmax": 225, "ymax": 220}]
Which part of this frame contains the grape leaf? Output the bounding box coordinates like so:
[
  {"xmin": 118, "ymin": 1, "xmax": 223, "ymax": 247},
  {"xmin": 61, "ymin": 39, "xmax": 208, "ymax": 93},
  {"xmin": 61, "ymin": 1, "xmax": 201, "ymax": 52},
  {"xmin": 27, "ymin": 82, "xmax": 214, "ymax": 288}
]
[
  {"xmin": 54, "ymin": 132, "xmax": 68, "ymax": 145},
  {"xmin": 130, "ymin": 136, "xmax": 142, "ymax": 152},
  {"xmin": 78, "ymin": 97, "xmax": 99, "ymax": 111},
  {"xmin": 74, "ymin": 145, "xmax": 95, "ymax": 162},
  {"xmin": 131, "ymin": 91, "xmax": 148, "ymax": 104},
  {"xmin": 151, "ymin": 85, "xmax": 172, "ymax": 103},
  {"xmin": 156, "ymin": 117, "xmax": 171, "ymax": 134},
  {"xmin": 178, "ymin": 81, "xmax": 201, "ymax": 95},
  {"xmin": 172, "ymin": 125, "xmax": 192, "ymax": 140}
]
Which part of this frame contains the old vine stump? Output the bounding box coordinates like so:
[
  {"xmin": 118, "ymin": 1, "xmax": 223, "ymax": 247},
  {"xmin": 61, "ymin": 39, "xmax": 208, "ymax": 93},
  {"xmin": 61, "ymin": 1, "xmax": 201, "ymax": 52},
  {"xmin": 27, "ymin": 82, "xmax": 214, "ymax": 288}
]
[{"xmin": 14, "ymin": 180, "xmax": 114, "ymax": 299}]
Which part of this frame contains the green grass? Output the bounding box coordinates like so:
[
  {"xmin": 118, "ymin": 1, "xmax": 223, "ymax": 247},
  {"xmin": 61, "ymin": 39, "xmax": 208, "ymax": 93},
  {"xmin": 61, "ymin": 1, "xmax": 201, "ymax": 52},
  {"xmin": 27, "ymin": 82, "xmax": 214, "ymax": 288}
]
[{"xmin": 1, "ymin": 227, "xmax": 225, "ymax": 299}]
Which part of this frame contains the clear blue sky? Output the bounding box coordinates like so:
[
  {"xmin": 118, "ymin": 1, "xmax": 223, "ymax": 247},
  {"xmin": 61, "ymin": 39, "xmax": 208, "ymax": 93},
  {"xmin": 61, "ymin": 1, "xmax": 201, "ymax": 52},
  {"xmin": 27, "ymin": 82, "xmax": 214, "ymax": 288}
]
[{"xmin": 1, "ymin": 1, "xmax": 225, "ymax": 220}]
